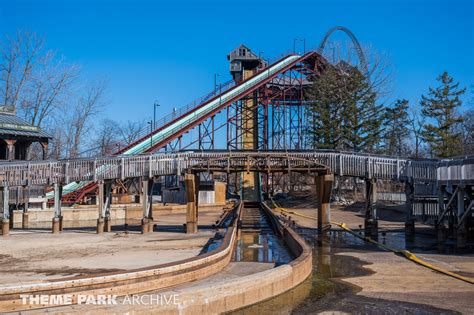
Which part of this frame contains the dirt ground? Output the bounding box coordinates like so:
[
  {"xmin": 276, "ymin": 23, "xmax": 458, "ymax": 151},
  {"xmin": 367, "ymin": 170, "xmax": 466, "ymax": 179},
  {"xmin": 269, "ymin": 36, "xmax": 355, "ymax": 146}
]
[{"xmin": 0, "ymin": 210, "xmax": 223, "ymax": 285}]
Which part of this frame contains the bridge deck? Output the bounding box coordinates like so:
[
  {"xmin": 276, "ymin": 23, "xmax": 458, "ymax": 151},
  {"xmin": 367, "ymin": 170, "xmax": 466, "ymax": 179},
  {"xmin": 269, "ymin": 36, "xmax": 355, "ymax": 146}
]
[{"xmin": 0, "ymin": 151, "xmax": 472, "ymax": 189}]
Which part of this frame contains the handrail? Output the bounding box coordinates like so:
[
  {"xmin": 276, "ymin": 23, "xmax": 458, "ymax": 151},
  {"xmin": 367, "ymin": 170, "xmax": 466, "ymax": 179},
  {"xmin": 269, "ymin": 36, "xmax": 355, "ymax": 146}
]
[
  {"xmin": 0, "ymin": 151, "xmax": 460, "ymax": 188},
  {"xmin": 115, "ymin": 79, "xmax": 236, "ymax": 152},
  {"xmin": 116, "ymin": 53, "xmax": 302, "ymax": 155}
]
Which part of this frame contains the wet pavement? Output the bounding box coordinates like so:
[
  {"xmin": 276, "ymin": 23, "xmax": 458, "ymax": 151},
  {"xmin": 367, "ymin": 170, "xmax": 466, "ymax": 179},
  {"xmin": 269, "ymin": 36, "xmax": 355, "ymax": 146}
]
[{"xmin": 232, "ymin": 229, "xmax": 466, "ymax": 314}]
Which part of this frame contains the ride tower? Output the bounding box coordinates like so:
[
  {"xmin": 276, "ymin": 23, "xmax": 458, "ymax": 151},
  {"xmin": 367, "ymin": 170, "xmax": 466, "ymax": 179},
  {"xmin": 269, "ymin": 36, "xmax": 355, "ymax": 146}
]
[{"xmin": 228, "ymin": 45, "xmax": 266, "ymax": 201}]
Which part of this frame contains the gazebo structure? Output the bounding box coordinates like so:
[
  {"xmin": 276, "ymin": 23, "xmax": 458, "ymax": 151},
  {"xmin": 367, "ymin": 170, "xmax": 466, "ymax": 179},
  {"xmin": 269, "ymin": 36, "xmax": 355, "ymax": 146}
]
[{"xmin": 0, "ymin": 105, "xmax": 50, "ymax": 161}]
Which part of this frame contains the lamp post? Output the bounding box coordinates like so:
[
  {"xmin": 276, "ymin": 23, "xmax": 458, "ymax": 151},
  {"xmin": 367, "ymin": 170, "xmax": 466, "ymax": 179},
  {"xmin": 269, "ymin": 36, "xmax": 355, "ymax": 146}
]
[
  {"xmin": 293, "ymin": 38, "xmax": 306, "ymax": 54},
  {"xmin": 153, "ymin": 102, "xmax": 160, "ymax": 129},
  {"xmin": 214, "ymin": 73, "xmax": 220, "ymax": 94},
  {"xmin": 147, "ymin": 120, "xmax": 153, "ymax": 150},
  {"xmin": 151, "ymin": 102, "xmax": 159, "ymax": 152}
]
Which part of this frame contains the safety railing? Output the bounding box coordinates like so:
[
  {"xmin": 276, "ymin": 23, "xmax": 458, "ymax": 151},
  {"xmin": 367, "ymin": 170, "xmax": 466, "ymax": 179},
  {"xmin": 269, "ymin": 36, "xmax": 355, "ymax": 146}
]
[
  {"xmin": 0, "ymin": 151, "xmax": 462, "ymax": 188},
  {"xmin": 119, "ymin": 54, "xmax": 304, "ymax": 155},
  {"xmin": 115, "ymin": 79, "xmax": 236, "ymax": 152}
]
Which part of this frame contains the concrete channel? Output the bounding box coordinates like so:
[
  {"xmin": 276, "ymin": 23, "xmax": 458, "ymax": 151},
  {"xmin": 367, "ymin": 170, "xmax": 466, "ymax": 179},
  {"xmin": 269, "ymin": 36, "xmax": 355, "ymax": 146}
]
[{"xmin": 0, "ymin": 201, "xmax": 313, "ymax": 314}]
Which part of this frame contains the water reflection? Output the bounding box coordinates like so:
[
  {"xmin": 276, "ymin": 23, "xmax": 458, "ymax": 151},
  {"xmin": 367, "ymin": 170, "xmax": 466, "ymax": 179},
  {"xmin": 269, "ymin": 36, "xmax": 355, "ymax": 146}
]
[{"xmin": 234, "ymin": 231, "xmax": 293, "ymax": 264}]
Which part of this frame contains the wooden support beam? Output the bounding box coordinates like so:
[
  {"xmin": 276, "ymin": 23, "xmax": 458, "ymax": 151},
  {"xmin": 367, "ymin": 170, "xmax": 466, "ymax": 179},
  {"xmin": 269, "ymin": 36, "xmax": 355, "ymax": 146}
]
[
  {"xmin": 52, "ymin": 183, "xmax": 62, "ymax": 234},
  {"xmin": 405, "ymin": 181, "xmax": 415, "ymax": 237},
  {"xmin": 97, "ymin": 181, "xmax": 104, "ymax": 234},
  {"xmin": 1, "ymin": 187, "xmax": 9, "ymax": 236},
  {"xmin": 4, "ymin": 140, "xmax": 16, "ymax": 161},
  {"xmin": 185, "ymin": 173, "xmax": 198, "ymax": 233},
  {"xmin": 141, "ymin": 178, "xmax": 154, "ymax": 233},
  {"xmin": 22, "ymin": 187, "xmax": 29, "ymax": 229},
  {"xmin": 364, "ymin": 178, "xmax": 378, "ymax": 238},
  {"xmin": 40, "ymin": 141, "xmax": 49, "ymax": 160},
  {"xmin": 457, "ymin": 187, "xmax": 466, "ymax": 248},
  {"xmin": 317, "ymin": 174, "xmax": 333, "ymax": 235},
  {"xmin": 104, "ymin": 181, "xmax": 113, "ymax": 232}
]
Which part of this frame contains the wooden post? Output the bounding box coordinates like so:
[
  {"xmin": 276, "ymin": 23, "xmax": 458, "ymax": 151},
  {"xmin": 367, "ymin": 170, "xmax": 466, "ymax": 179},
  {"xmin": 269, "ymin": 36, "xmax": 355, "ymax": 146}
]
[
  {"xmin": 317, "ymin": 174, "xmax": 334, "ymax": 235},
  {"xmin": 141, "ymin": 179, "xmax": 153, "ymax": 233},
  {"xmin": 52, "ymin": 183, "xmax": 62, "ymax": 234},
  {"xmin": 104, "ymin": 181, "xmax": 113, "ymax": 232},
  {"xmin": 147, "ymin": 178, "xmax": 154, "ymax": 232},
  {"xmin": 185, "ymin": 173, "xmax": 198, "ymax": 233},
  {"xmin": 97, "ymin": 181, "xmax": 105, "ymax": 234},
  {"xmin": 364, "ymin": 178, "xmax": 378, "ymax": 238},
  {"xmin": 405, "ymin": 181, "xmax": 415, "ymax": 238},
  {"xmin": 40, "ymin": 142, "xmax": 49, "ymax": 160},
  {"xmin": 457, "ymin": 186, "xmax": 466, "ymax": 248},
  {"xmin": 5, "ymin": 140, "xmax": 16, "ymax": 161},
  {"xmin": 437, "ymin": 185, "xmax": 447, "ymax": 243},
  {"xmin": 22, "ymin": 191, "xmax": 29, "ymax": 229},
  {"xmin": 2, "ymin": 187, "xmax": 10, "ymax": 236}
]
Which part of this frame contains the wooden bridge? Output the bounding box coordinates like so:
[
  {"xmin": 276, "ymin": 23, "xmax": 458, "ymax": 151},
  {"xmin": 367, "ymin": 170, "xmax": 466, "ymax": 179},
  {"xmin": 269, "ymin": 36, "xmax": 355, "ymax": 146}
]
[
  {"xmin": 0, "ymin": 150, "xmax": 472, "ymax": 244},
  {"xmin": 0, "ymin": 151, "xmax": 448, "ymax": 187}
]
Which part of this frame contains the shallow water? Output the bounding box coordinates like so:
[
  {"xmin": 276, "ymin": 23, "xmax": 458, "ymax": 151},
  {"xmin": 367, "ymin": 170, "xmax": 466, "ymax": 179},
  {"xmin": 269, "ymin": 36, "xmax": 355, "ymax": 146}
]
[
  {"xmin": 233, "ymin": 231, "xmax": 293, "ymax": 264},
  {"xmin": 231, "ymin": 229, "xmax": 462, "ymax": 314}
]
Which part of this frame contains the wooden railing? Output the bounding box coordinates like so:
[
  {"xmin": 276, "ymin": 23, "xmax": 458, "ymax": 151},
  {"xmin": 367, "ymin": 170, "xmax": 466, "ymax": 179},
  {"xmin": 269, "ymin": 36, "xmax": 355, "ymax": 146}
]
[{"xmin": 0, "ymin": 151, "xmax": 471, "ymax": 188}]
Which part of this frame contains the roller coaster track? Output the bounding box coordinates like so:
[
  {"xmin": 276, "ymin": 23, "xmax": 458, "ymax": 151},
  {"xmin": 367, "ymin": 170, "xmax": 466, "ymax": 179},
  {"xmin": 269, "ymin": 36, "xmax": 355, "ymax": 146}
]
[{"xmin": 318, "ymin": 25, "xmax": 369, "ymax": 74}]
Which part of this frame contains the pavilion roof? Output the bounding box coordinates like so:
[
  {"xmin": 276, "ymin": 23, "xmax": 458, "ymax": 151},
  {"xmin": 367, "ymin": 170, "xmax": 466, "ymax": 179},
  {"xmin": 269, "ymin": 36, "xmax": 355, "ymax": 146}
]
[{"xmin": 0, "ymin": 111, "xmax": 51, "ymax": 140}]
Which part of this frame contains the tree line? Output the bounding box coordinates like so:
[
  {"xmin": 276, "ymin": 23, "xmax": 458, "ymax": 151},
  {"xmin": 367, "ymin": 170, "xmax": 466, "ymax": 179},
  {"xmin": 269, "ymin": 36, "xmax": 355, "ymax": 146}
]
[
  {"xmin": 0, "ymin": 31, "xmax": 147, "ymax": 159},
  {"xmin": 1, "ymin": 32, "xmax": 471, "ymax": 160},
  {"xmin": 305, "ymin": 46, "xmax": 472, "ymax": 159}
]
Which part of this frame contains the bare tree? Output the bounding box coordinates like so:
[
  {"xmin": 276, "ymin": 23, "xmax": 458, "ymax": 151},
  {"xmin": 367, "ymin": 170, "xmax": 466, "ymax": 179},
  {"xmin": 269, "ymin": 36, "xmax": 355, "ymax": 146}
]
[
  {"xmin": 20, "ymin": 52, "xmax": 78, "ymax": 127},
  {"xmin": 95, "ymin": 119, "xmax": 120, "ymax": 156},
  {"xmin": 118, "ymin": 119, "xmax": 146, "ymax": 146},
  {"xmin": 461, "ymin": 109, "xmax": 474, "ymax": 155},
  {"xmin": 48, "ymin": 126, "xmax": 66, "ymax": 160},
  {"xmin": 461, "ymin": 86, "xmax": 474, "ymax": 155},
  {"xmin": 409, "ymin": 107, "xmax": 426, "ymax": 158},
  {"xmin": 0, "ymin": 31, "xmax": 43, "ymax": 107},
  {"xmin": 321, "ymin": 40, "xmax": 394, "ymax": 101},
  {"xmin": 66, "ymin": 81, "xmax": 107, "ymax": 158}
]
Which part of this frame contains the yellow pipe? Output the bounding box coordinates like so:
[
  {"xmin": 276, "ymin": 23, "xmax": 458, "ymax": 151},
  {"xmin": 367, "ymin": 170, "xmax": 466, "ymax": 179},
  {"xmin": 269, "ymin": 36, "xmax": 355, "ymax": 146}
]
[{"xmin": 269, "ymin": 198, "xmax": 474, "ymax": 285}]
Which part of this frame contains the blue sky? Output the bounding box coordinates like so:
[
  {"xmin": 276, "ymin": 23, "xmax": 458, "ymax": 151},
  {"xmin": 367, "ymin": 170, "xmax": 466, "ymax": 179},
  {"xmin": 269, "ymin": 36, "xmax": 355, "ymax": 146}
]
[{"xmin": 1, "ymin": 0, "xmax": 473, "ymax": 123}]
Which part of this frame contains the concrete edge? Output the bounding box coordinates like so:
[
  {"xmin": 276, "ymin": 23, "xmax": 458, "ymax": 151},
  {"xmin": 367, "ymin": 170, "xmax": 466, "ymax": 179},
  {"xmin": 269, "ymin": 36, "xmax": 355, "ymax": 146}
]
[
  {"xmin": 0, "ymin": 204, "xmax": 242, "ymax": 312},
  {"xmin": 94, "ymin": 201, "xmax": 313, "ymax": 314}
]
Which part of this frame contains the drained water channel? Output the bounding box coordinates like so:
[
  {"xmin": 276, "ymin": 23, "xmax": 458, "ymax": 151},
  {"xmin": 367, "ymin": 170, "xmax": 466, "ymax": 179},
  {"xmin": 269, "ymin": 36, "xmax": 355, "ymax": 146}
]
[
  {"xmin": 231, "ymin": 227, "xmax": 462, "ymax": 314},
  {"xmin": 233, "ymin": 202, "xmax": 293, "ymax": 264}
]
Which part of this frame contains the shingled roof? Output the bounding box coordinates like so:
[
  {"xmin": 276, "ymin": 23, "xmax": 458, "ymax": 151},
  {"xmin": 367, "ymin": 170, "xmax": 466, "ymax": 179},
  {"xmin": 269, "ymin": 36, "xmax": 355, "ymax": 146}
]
[{"xmin": 0, "ymin": 106, "xmax": 51, "ymax": 140}]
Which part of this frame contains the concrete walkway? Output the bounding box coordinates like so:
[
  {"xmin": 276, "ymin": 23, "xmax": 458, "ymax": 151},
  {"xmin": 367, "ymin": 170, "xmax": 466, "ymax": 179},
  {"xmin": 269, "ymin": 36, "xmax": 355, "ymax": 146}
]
[{"xmin": 0, "ymin": 209, "xmax": 224, "ymax": 285}]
